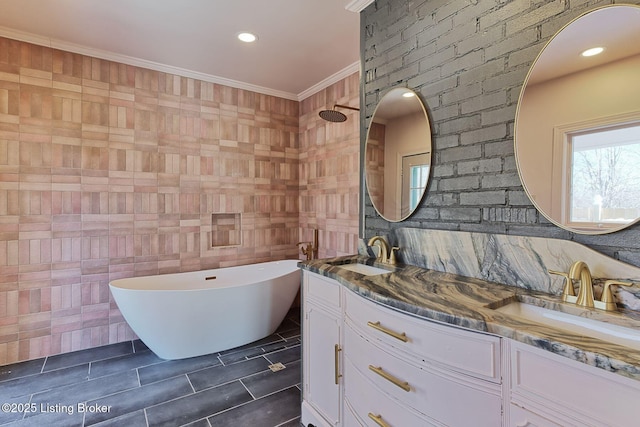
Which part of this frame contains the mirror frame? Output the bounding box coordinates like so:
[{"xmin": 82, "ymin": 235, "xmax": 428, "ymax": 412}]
[
  {"xmin": 514, "ymin": 4, "xmax": 640, "ymax": 235},
  {"xmin": 365, "ymin": 87, "xmax": 432, "ymax": 222}
]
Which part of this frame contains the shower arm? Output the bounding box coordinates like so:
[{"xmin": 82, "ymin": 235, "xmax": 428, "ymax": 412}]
[{"xmin": 333, "ymin": 104, "xmax": 359, "ymax": 112}]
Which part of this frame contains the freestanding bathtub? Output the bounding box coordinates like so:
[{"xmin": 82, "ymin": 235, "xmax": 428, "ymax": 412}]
[{"xmin": 109, "ymin": 260, "xmax": 301, "ymax": 360}]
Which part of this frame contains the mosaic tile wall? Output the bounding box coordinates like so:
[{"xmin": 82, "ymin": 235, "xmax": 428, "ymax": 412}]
[
  {"xmin": 298, "ymin": 73, "xmax": 360, "ymax": 259},
  {"xmin": 0, "ymin": 36, "xmax": 360, "ymax": 364}
]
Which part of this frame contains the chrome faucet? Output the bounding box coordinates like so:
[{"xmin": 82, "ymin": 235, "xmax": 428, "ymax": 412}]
[
  {"xmin": 367, "ymin": 236, "xmax": 398, "ymax": 264},
  {"xmin": 549, "ymin": 261, "xmax": 635, "ymax": 311}
]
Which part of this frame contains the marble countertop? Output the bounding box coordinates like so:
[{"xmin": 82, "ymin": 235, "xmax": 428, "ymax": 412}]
[{"xmin": 299, "ymin": 255, "xmax": 640, "ymax": 381}]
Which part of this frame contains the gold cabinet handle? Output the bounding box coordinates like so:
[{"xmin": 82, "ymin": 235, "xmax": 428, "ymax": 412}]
[
  {"xmin": 367, "ymin": 321, "xmax": 408, "ymax": 342},
  {"xmin": 368, "ymin": 365, "xmax": 410, "ymax": 392},
  {"xmin": 334, "ymin": 344, "xmax": 342, "ymax": 385},
  {"xmin": 368, "ymin": 413, "xmax": 391, "ymax": 427}
]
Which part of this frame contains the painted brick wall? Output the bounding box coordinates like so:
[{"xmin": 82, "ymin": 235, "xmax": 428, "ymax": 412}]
[{"xmin": 361, "ymin": 0, "xmax": 640, "ymax": 267}]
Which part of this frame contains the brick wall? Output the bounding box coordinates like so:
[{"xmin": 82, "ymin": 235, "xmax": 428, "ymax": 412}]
[{"xmin": 361, "ymin": 0, "xmax": 640, "ymax": 267}]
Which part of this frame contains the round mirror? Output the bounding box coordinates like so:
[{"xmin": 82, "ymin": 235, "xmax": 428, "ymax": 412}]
[
  {"xmin": 365, "ymin": 87, "xmax": 432, "ymax": 222},
  {"xmin": 515, "ymin": 5, "xmax": 640, "ymax": 234}
]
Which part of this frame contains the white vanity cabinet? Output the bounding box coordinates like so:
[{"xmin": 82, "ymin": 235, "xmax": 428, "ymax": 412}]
[
  {"xmin": 302, "ymin": 269, "xmax": 640, "ymax": 427},
  {"xmin": 301, "ymin": 270, "xmax": 502, "ymax": 427},
  {"xmin": 302, "ymin": 271, "xmax": 343, "ymax": 427},
  {"xmin": 506, "ymin": 340, "xmax": 640, "ymax": 427},
  {"xmin": 342, "ymin": 288, "xmax": 502, "ymax": 427}
]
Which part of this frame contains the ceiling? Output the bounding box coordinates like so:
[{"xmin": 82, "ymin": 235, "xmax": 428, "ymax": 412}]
[
  {"xmin": 527, "ymin": 5, "xmax": 640, "ymax": 85},
  {"xmin": 0, "ymin": 0, "xmax": 370, "ymax": 101}
]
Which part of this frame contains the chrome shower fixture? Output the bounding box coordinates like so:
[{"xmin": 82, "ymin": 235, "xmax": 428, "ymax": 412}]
[{"xmin": 319, "ymin": 104, "xmax": 360, "ymax": 122}]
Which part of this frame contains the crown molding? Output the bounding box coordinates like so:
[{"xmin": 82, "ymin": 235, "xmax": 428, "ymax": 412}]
[
  {"xmin": 0, "ymin": 25, "xmax": 300, "ymax": 101},
  {"xmin": 297, "ymin": 61, "xmax": 361, "ymax": 101},
  {"xmin": 345, "ymin": 0, "xmax": 375, "ymax": 13},
  {"xmin": 0, "ymin": 25, "xmax": 361, "ymax": 103}
]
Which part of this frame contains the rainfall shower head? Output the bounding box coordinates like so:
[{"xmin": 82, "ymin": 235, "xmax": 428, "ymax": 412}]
[
  {"xmin": 319, "ymin": 109, "xmax": 347, "ymax": 122},
  {"xmin": 319, "ymin": 104, "xmax": 359, "ymax": 123}
]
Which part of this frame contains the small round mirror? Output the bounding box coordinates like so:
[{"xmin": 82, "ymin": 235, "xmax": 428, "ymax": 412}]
[
  {"xmin": 365, "ymin": 88, "xmax": 432, "ymax": 222},
  {"xmin": 515, "ymin": 5, "xmax": 640, "ymax": 234}
]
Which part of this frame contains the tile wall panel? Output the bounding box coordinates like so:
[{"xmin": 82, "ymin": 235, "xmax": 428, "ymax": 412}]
[
  {"xmin": 0, "ymin": 37, "xmax": 362, "ymax": 365},
  {"xmin": 299, "ymin": 73, "xmax": 360, "ymax": 259}
]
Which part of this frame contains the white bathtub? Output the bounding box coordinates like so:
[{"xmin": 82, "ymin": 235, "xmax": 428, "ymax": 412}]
[{"xmin": 109, "ymin": 260, "xmax": 301, "ymax": 360}]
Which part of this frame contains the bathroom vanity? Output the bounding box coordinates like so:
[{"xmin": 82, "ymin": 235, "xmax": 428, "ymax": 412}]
[
  {"xmin": 300, "ymin": 257, "xmax": 640, "ymax": 427},
  {"xmin": 330, "ymin": 4, "xmax": 640, "ymax": 425}
]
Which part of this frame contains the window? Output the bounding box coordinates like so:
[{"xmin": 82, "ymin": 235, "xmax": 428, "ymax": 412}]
[
  {"xmin": 567, "ymin": 123, "xmax": 640, "ymax": 228},
  {"xmin": 401, "ymin": 153, "xmax": 430, "ymax": 213},
  {"xmin": 409, "ymin": 164, "xmax": 429, "ymax": 210}
]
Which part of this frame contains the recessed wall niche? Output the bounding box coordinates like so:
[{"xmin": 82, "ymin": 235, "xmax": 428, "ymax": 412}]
[{"xmin": 211, "ymin": 213, "xmax": 242, "ymax": 247}]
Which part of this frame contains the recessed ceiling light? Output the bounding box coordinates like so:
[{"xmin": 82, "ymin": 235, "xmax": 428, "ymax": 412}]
[
  {"xmin": 237, "ymin": 32, "xmax": 257, "ymax": 43},
  {"xmin": 581, "ymin": 47, "xmax": 604, "ymax": 57}
]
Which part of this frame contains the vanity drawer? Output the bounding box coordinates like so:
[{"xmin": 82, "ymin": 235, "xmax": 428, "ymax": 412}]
[
  {"xmin": 344, "ymin": 324, "xmax": 428, "ymax": 413},
  {"xmin": 344, "ymin": 289, "xmax": 500, "ymax": 382},
  {"xmin": 344, "ymin": 324, "xmax": 502, "ymax": 426},
  {"xmin": 304, "ymin": 271, "xmax": 341, "ymax": 310},
  {"xmin": 343, "ymin": 355, "xmax": 434, "ymax": 427},
  {"xmin": 510, "ymin": 341, "xmax": 640, "ymax": 427},
  {"xmin": 343, "ymin": 401, "xmax": 365, "ymax": 427},
  {"xmin": 508, "ymin": 404, "xmax": 563, "ymax": 427}
]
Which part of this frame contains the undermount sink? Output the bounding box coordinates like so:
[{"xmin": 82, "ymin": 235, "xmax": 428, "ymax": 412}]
[
  {"xmin": 494, "ymin": 300, "xmax": 640, "ymax": 351},
  {"xmin": 334, "ymin": 263, "xmax": 391, "ymax": 276}
]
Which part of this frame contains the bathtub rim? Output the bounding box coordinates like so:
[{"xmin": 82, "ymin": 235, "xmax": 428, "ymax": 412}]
[{"xmin": 108, "ymin": 259, "xmax": 301, "ymax": 292}]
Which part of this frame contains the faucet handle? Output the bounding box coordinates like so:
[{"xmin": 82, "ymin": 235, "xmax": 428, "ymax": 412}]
[
  {"xmin": 389, "ymin": 247, "xmax": 400, "ymax": 265},
  {"xmin": 549, "ymin": 270, "xmax": 575, "ymax": 297},
  {"xmin": 600, "ymin": 280, "xmax": 635, "ymax": 311},
  {"xmin": 297, "ymin": 241, "xmax": 312, "ymax": 260}
]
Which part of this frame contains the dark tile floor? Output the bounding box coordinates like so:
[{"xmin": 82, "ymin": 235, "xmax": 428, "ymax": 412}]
[{"xmin": 0, "ymin": 309, "xmax": 301, "ymax": 427}]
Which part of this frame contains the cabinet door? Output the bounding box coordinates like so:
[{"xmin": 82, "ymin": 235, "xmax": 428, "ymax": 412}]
[{"xmin": 304, "ymin": 302, "xmax": 342, "ymax": 425}]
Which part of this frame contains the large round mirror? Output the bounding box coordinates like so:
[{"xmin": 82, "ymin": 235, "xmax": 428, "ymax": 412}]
[
  {"xmin": 365, "ymin": 87, "xmax": 432, "ymax": 222},
  {"xmin": 515, "ymin": 5, "xmax": 640, "ymax": 234}
]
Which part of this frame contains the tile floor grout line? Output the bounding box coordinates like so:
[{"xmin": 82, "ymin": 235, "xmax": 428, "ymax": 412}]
[
  {"xmin": 178, "ymin": 415, "xmax": 211, "ymax": 427},
  {"xmin": 137, "ymin": 357, "xmax": 227, "ymax": 387},
  {"xmin": 202, "ymin": 383, "xmax": 302, "ymax": 426},
  {"xmin": 239, "ymin": 378, "xmax": 257, "ymax": 401},
  {"xmin": 185, "ymin": 371, "xmax": 197, "ymax": 394},
  {"xmin": 201, "ymin": 381, "xmax": 266, "ymax": 421},
  {"xmin": 263, "ymin": 342, "xmax": 300, "ymax": 357},
  {"xmin": 189, "ymin": 364, "xmax": 275, "ymax": 394},
  {"xmin": 274, "ymin": 415, "xmax": 302, "ymax": 427},
  {"xmin": 251, "ymin": 383, "xmax": 301, "ymax": 402},
  {"xmin": 143, "ymin": 378, "xmax": 255, "ymax": 425},
  {"xmin": 0, "ymin": 316, "xmax": 302, "ymax": 426}
]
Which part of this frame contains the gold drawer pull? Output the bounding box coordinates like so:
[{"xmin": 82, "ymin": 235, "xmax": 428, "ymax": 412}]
[
  {"xmin": 368, "ymin": 365, "xmax": 410, "ymax": 392},
  {"xmin": 367, "ymin": 321, "xmax": 408, "ymax": 342},
  {"xmin": 334, "ymin": 344, "xmax": 342, "ymax": 385},
  {"xmin": 368, "ymin": 413, "xmax": 391, "ymax": 427}
]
